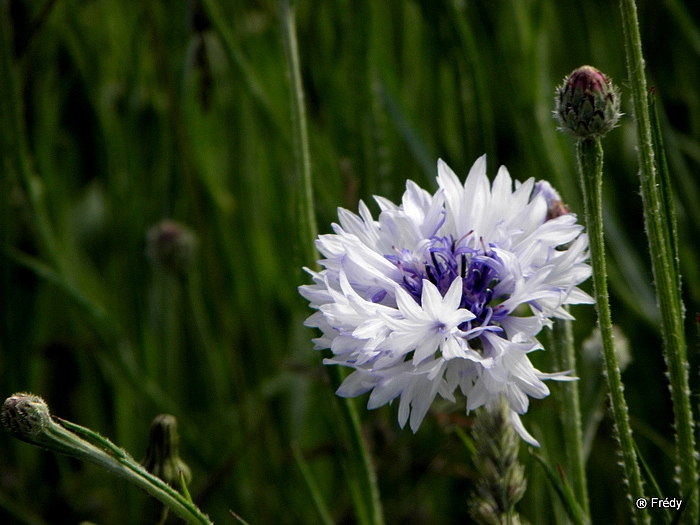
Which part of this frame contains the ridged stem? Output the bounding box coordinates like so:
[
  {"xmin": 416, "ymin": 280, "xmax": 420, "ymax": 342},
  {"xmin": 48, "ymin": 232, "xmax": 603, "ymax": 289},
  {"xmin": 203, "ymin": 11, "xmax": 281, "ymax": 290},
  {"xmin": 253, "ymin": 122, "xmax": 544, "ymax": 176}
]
[
  {"xmin": 619, "ymin": 2, "xmax": 698, "ymax": 521},
  {"xmin": 576, "ymin": 138, "xmax": 649, "ymax": 524}
]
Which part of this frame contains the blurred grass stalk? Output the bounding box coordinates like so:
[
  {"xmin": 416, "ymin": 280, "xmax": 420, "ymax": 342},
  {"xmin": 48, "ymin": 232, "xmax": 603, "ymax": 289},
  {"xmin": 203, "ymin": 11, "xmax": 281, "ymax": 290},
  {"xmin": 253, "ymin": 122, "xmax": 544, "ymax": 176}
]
[
  {"xmin": 549, "ymin": 317, "xmax": 589, "ymax": 521},
  {"xmin": 0, "ymin": 1, "xmax": 58, "ymax": 267},
  {"xmin": 619, "ymin": 1, "xmax": 699, "ymax": 522},
  {"xmin": 278, "ymin": 0, "xmax": 316, "ymax": 265},
  {"xmin": 278, "ymin": 2, "xmax": 384, "ymax": 525}
]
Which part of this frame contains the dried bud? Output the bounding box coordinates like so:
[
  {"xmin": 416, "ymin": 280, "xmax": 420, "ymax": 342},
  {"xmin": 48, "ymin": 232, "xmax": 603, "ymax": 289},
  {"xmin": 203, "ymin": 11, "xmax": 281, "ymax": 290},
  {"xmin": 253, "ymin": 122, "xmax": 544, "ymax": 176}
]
[
  {"xmin": 141, "ymin": 414, "xmax": 191, "ymax": 488},
  {"xmin": 146, "ymin": 220, "xmax": 198, "ymax": 275},
  {"xmin": 555, "ymin": 65, "xmax": 621, "ymax": 139},
  {"xmin": 533, "ymin": 180, "xmax": 570, "ymax": 221},
  {"xmin": 1, "ymin": 393, "xmax": 52, "ymax": 443}
]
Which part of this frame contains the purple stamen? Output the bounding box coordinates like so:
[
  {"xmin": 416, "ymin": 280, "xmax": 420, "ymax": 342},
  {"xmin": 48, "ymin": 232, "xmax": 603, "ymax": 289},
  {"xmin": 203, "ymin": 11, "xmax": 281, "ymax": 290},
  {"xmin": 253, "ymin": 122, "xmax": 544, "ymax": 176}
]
[{"xmin": 387, "ymin": 235, "xmax": 508, "ymax": 332}]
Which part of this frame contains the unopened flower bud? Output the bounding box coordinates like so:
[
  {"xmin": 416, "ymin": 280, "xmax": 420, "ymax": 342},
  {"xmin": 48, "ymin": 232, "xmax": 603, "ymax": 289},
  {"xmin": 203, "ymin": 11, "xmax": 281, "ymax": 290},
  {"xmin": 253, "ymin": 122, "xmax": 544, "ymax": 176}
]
[
  {"xmin": 555, "ymin": 65, "xmax": 621, "ymax": 139},
  {"xmin": 1, "ymin": 393, "xmax": 52, "ymax": 443},
  {"xmin": 141, "ymin": 414, "xmax": 191, "ymax": 488},
  {"xmin": 146, "ymin": 220, "xmax": 198, "ymax": 275}
]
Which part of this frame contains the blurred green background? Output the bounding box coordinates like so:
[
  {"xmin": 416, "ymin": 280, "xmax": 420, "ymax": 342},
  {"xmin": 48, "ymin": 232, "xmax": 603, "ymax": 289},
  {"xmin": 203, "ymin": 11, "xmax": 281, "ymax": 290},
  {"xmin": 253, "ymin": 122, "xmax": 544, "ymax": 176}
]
[{"xmin": 1, "ymin": 0, "xmax": 699, "ymax": 523}]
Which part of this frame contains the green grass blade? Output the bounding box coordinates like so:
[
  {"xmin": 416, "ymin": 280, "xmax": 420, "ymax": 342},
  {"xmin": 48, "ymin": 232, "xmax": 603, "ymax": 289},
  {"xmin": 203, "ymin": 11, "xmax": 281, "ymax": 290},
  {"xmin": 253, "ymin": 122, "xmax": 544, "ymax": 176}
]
[
  {"xmin": 531, "ymin": 452, "xmax": 588, "ymax": 525},
  {"xmin": 278, "ymin": 0, "xmax": 317, "ymax": 269},
  {"xmin": 378, "ymin": 80, "xmax": 435, "ymax": 182},
  {"xmin": 648, "ymin": 89, "xmax": 682, "ymax": 297},
  {"xmin": 292, "ymin": 443, "xmax": 335, "ymax": 525},
  {"xmin": 633, "ymin": 440, "xmax": 673, "ymax": 525}
]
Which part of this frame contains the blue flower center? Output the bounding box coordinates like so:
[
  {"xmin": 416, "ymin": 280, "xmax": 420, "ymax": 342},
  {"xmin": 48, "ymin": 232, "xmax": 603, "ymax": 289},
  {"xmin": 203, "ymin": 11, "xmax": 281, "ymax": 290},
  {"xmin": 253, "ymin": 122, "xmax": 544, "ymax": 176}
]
[{"xmin": 385, "ymin": 235, "xmax": 508, "ymax": 330}]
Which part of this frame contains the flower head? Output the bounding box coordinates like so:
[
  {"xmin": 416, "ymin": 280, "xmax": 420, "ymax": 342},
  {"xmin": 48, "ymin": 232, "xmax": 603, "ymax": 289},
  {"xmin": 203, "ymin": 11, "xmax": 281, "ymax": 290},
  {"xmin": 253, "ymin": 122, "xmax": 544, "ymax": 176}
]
[
  {"xmin": 299, "ymin": 156, "xmax": 593, "ymax": 444},
  {"xmin": 555, "ymin": 65, "xmax": 622, "ymax": 139}
]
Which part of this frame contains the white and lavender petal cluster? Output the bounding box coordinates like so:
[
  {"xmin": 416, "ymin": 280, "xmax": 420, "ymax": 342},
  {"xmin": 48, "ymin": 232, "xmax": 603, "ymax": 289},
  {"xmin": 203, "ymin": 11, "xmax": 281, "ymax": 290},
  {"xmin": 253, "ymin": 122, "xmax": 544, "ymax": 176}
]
[{"xmin": 299, "ymin": 156, "xmax": 593, "ymax": 445}]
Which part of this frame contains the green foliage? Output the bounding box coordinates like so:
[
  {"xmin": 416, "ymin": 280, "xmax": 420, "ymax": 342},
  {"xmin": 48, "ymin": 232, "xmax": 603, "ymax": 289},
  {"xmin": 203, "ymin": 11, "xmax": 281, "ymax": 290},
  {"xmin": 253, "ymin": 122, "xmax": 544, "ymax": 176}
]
[{"xmin": 1, "ymin": 0, "xmax": 699, "ymax": 523}]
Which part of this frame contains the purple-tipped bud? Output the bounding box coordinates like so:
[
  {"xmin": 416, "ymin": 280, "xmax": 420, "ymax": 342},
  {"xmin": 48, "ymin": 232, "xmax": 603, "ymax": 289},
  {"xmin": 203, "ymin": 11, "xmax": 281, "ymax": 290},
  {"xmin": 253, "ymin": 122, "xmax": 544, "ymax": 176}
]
[
  {"xmin": 555, "ymin": 65, "xmax": 621, "ymax": 139},
  {"xmin": 146, "ymin": 220, "xmax": 198, "ymax": 275}
]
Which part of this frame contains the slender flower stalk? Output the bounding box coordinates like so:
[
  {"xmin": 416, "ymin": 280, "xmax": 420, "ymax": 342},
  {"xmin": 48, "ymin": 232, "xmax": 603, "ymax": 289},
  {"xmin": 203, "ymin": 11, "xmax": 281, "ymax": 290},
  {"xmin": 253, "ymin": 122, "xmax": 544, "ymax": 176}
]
[
  {"xmin": 555, "ymin": 65, "xmax": 648, "ymax": 523},
  {"xmin": 619, "ymin": 2, "xmax": 698, "ymax": 522},
  {"xmin": 279, "ymin": 3, "xmax": 384, "ymax": 524},
  {"xmin": 576, "ymin": 139, "xmax": 648, "ymax": 524},
  {"xmin": 1, "ymin": 393, "xmax": 212, "ymax": 525},
  {"xmin": 539, "ymin": 184, "xmax": 589, "ymax": 519}
]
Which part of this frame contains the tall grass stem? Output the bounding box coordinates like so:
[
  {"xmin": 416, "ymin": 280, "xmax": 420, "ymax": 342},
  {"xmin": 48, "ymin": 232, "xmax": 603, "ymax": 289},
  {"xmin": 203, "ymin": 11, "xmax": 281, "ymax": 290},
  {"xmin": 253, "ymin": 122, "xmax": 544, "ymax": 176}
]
[
  {"xmin": 0, "ymin": 2, "xmax": 58, "ymax": 267},
  {"xmin": 279, "ymin": 0, "xmax": 317, "ymax": 268},
  {"xmin": 279, "ymin": 3, "xmax": 384, "ymax": 524},
  {"xmin": 619, "ymin": 2, "xmax": 698, "ymax": 521}
]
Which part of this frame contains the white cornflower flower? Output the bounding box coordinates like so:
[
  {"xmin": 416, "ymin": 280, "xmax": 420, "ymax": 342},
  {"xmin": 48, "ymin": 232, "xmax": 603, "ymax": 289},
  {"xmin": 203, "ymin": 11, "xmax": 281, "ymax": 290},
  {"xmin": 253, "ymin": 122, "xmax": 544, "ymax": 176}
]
[{"xmin": 299, "ymin": 156, "xmax": 593, "ymax": 445}]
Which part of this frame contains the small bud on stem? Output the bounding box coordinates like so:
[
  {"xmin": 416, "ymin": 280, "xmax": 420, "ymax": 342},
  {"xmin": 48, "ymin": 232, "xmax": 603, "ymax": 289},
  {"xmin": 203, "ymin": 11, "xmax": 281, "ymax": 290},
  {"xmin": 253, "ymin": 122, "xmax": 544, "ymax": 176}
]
[
  {"xmin": 1, "ymin": 392, "xmax": 52, "ymax": 443},
  {"xmin": 146, "ymin": 220, "xmax": 198, "ymax": 276},
  {"xmin": 2, "ymin": 393, "xmax": 212, "ymax": 525},
  {"xmin": 555, "ymin": 65, "xmax": 622, "ymax": 139},
  {"xmin": 141, "ymin": 414, "xmax": 192, "ymax": 488}
]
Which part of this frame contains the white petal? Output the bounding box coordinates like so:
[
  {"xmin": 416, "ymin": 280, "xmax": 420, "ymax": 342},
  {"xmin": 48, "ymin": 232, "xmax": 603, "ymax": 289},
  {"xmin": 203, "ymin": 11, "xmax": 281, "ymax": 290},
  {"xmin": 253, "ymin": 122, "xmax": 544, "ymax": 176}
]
[
  {"xmin": 509, "ymin": 410, "xmax": 540, "ymax": 447},
  {"xmin": 336, "ymin": 370, "xmax": 379, "ymax": 398},
  {"xmin": 442, "ymin": 276, "xmax": 465, "ymax": 311}
]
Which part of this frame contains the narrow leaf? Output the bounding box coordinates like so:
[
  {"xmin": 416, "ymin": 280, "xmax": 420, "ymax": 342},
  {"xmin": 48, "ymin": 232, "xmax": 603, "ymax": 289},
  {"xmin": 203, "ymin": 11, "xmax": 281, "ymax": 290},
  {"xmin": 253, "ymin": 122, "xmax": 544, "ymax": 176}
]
[
  {"xmin": 292, "ymin": 443, "xmax": 335, "ymax": 525},
  {"xmin": 648, "ymin": 88, "xmax": 682, "ymax": 297},
  {"xmin": 531, "ymin": 452, "xmax": 588, "ymax": 525}
]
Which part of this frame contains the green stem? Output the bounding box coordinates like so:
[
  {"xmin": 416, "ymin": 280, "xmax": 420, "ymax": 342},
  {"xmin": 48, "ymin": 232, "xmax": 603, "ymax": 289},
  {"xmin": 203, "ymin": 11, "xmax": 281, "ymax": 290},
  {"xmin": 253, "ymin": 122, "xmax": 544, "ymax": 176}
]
[
  {"xmin": 326, "ymin": 366, "xmax": 386, "ymax": 525},
  {"xmin": 550, "ymin": 317, "xmax": 589, "ymax": 520},
  {"xmin": 576, "ymin": 138, "xmax": 649, "ymax": 524},
  {"xmin": 3, "ymin": 395, "xmax": 211, "ymax": 525},
  {"xmin": 62, "ymin": 421, "xmax": 212, "ymax": 525},
  {"xmin": 619, "ymin": 2, "xmax": 698, "ymax": 522},
  {"xmin": 279, "ymin": 0, "xmax": 317, "ymax": 268},
  {"xmin": 0, "ymin": 1, "xmax": 59, "ymax": 267},
  {"xmin": 278, "ymin": 3, "xmax": 383, "ymax": 524},
  {"xmin": 185, "ymin": 272, "xmax": 227, "ymax": 404},
  {"xmin": 292, "ymin": 443, "xmax": 335, "ymax": 525}
]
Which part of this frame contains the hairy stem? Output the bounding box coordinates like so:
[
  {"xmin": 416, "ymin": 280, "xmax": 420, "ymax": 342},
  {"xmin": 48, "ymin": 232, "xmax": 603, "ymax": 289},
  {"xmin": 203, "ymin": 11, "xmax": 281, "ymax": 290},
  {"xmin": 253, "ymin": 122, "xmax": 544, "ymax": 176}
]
[
  {"xmin": 576, "ymin": 138, "xmax": 649, "ymax": 524},
  {"xmin": 619, "ymin": 2, "xmax": 698, "ymax": 521}
]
